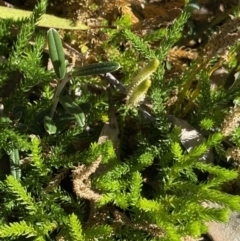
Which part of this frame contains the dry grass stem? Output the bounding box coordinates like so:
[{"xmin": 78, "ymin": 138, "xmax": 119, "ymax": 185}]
[
  {"xmin": 221, "ymin": 106, "xmax": 240, "ymax": 137},
  {"xmin": 202, "ymin": 17, "xmax": 240, "ymax": 62},
  {"xmin": 45, "ymin": 168, "xmax": 70, "ymax": 193},
  {"xmin": 72, "ymin": 155, "xmax": 102, "ymax": 201},
  {"xmin": 226, "ymin": 147, "xmax": 240, "ymax": 162},
  {"xmin": 113, "ymin": 210, "xmax": 165, "ymax": 238}
]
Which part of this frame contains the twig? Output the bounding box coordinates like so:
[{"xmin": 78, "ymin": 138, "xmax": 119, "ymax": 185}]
[
  {"xmin": 101, "ymin": 72, "xmax": 126, "ymax": 92},
  {"xmin": 49, "ymin": 73, "xmax": 71, "ymax": 118}
]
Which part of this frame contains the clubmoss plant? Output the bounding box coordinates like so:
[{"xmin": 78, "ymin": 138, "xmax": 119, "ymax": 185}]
[{"xmin": 0, "ymin": 1, "xmax": 240, "ymax": 241}]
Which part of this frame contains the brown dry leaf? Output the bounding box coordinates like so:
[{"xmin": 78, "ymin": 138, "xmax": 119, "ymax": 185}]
[
  {"xmin": 141, "ymin": 0, "xmax": 184, "ymax": 21},
  {"xmin": 168, "ymin": 46, "xmax": 198, "ymax": 61}
]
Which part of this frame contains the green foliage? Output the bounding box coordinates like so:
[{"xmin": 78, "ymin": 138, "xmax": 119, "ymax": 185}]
[
  {"xmin": 47, "ymin": 28, "xmax": 66, "ymax": 79},
  {"xmin": 231, "ymin": 127, "xmax": 240, "ymax": 147},
  {"xmin": 0, "ymin": 220, "xmax": 38, "ymax": 239},
  {"xmin": 9, "ymin": 0, "xmax": 47, "ymax": 63},
  {"xmin": 123, "ymin": 29, "xmax": 155, "ymax": 59},
  {"xmin": 68, "ymin": 213, "xmax": 84, "ymax": 241},
  {"xmin": 1, "ymin": 1, "xmax": 240, "ymax": 241},
  {"xmin": 6, "ymin": 175, "xmax": 38, "ymax": 214},
  {"xmin": 200, "ymin": 118, "xmax": 214, "ymax": 130},
  {"xmin": 9, "ymin": 149, "xmax": 21, "ymax": 180},
  {"xmin": 72, "ymin": 62, "xmax": 120, "ymax": 77},
  {"xmin": 30, "ymin": 137, "xmax": 49, "ymax": 176}
]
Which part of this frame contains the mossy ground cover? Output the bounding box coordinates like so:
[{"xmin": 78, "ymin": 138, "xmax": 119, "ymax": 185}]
[{"xmin": 0, "ymin": 0, "xmax": 240, "ymax": 240}]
